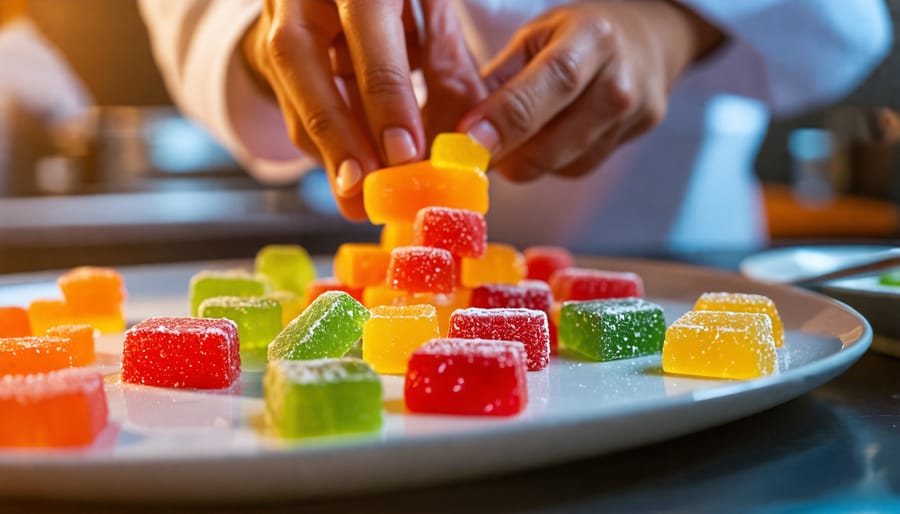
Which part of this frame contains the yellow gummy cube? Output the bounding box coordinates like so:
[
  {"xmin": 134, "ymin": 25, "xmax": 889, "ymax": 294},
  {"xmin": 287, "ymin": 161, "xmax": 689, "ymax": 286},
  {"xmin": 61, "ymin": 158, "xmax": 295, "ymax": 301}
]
[
  {"xmin": 693, "ymin": 292, "xmax": 785, "ymax": 347},
  {"xmin": 460, "ymin": 243, "xmax": 525, "ymax": 288},
  {"xmin": 363, "ymin": 161, "xmax": 489, "ymax": 225},
  {"xmin": 333, "ymin": 243, "xmax": 392, "ymax": 288},
  {"xmin": 362, "ymin": 283, "xmax": 408, "ymax": 309},
  {"xmin": 380, "ymin": 223, "xmax": 415, "ymax": 250},
  {"xmin": 430, "ymin": 133, "xmax": 491, "ymax": 173},
  {"xmin": 363, "ymin": 304, "xmax": 440, "ymax": 374},
  {"xmin": 662, "ymin": 310, "xmax": 777, "ymax": 380},
  {"xmin": 265, "ymin": 291, "xmax": 305, "ymax": 328}
]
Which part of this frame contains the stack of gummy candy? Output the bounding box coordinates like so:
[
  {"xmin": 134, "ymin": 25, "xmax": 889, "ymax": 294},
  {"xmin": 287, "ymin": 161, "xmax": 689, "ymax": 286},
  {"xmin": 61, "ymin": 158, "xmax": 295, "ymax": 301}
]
[
  {"xmin": 0, "ymin": 133, "xmax": 789, "ymax": 447},
  {"xmin": 0, "ymin": 267, "xmax": 119, "ymax": 447}
]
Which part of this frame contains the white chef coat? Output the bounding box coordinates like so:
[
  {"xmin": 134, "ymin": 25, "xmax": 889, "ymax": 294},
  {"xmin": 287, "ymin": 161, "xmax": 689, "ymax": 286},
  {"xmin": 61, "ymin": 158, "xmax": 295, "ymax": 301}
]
[{"xmin": 138, "ymin": 0, "xmax": 892, "ymax": 254}]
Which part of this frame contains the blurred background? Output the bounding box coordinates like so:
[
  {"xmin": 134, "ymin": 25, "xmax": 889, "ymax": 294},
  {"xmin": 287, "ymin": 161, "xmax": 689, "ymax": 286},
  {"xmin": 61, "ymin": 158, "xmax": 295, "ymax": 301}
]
[{"xmin": 0, "ymin": 0, "xmax": 898, "ymax": 273}]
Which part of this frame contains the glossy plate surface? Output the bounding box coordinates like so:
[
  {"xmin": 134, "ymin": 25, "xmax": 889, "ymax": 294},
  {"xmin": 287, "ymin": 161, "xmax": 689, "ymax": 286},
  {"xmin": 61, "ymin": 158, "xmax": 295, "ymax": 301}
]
[
  {"xmin": 740, "ymin": 245, "xmax": 899, "ymax": 353},
  {"xmin": 0, "ymin": 258, "xmax": 872, "ymax": 501}
]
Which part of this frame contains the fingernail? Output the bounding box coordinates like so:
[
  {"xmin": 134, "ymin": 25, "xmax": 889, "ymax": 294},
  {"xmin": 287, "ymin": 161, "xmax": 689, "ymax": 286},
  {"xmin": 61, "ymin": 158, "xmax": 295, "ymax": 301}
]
[
  {"xmin": 467, "ymin": 119, "xmax": 500, "ymax": 153},
  {"xmin": 336, "ymin": 159, "xmax": 362, "ymax": 196},
  {"xmin": 383, "ymin": 127, "xmax": 418, "ymax": 165}
]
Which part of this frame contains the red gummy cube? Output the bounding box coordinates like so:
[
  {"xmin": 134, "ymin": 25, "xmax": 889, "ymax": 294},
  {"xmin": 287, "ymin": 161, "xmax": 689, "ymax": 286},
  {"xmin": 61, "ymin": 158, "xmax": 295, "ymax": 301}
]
[
  {"xmin": 470, "ymin": 281, "xmax": 553, "ymax": 313},
  {"xmin": 387, "ymin": 246, "xmax": 456, "ymax": 294},
  {"xmin": 448, "ymin": 307, "xmax": 550, "ymax": 371},
  {"xmin": 0, "ymin": 306, "xmax": 31, "ymax": 338},
  {"xmin": 0, "ymin": 368, "xmax": 108, "ymax": 447},
  {"xmin": 122, "ymin": 317, "xmax": 241, "ymax": 389},
  {"xmin": 405, "ymin": 338, "xmax": 528, "ymax": 416},
  {"xmin": 550, "ymin": 268, "xmax": 643, "ymax": 302},
  {"xmin": 524, "ymin": 246, "xmax": 574, "ymax": 283},
  {"xmin": 413, "ymin": 207, "xmax": 487, "ymax": 258},
  {"xmin": 304, "ymin": 277, "xmax": 364, "ymax": 308}
]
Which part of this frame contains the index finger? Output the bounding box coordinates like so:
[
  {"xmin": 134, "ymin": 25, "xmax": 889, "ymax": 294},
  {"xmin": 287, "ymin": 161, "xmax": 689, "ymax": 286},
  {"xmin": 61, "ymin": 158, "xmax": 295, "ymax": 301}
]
[{"xmin": 336, "ymin": 0, "xmax": 425, "ymax": 166}]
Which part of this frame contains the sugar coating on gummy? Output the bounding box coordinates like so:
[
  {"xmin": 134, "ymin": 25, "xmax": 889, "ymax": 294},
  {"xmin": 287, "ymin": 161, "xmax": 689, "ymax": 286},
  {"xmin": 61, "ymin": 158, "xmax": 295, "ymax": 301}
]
[
  {"xmin": 693, "ymin": 292, "xmax": 785, "ymax": 347},
  {"xmin": 0, "ymin": 368, "xmax": 108, "ymax": 447},
  {"xmin": 0, "ymin": 336, "xmax": 72, "ymax": 375},
  {"xmin": 559, "ymin": 299, "xmax": 666, "ymax": 362},
  {"xmin": 663, "ymin": 310, "xmax": 777, "ymax": 380},
  {"xmin": 448, "ymin": 308, "xmax": 550, "ymax": 371},
  {"xmin": 413, "ymin": 207, "xmax": 487, "ymax": 258},
  {"xmin": 387, "ymin": 246, "xmax": 456, "ymax": 294},
  {"xmin": 0, "ymin": 306, "xmax": 31, "ymax": 338},
  {"xmin": 255, "ymin": 244, "xmax": 316, "ymax": 295},
  {"xmin": 405, "ymin": 338, "xmax": 528, "ymax": 416},
  {"xmin": 550, "ymin": 268, "xmax": 643, "ymax": 302},
  {"xmin": 362, "ymin": 304, "xmax": 440, "ymax": 374},
  {"xmin": 122, "ymin": 317, "xmax": 241, "ymax": 389},
  {"xmin": 264, "ymin": 358, "xmax": 382, "ymax": 438},
  {"xmin": 470, "ymin": 281, "xmax": 553, "ymax": 312},
  {"xmin": 199, "ymin": 296, "xmax": 282, "ymax": 356},
  {"xmin": 524, "ymin": 246, "xmax": 574, "ymax": 283},
  {"xmin": 47, "ymin": 324, "xmax": 95, "ymax": 366},
  {"xmin": 189, "ymin": 270, "xmax": 270, "ymax": 316},
  {"xmin": 268, "ymin": 291, "xmax": 370, "ymax": 361}
]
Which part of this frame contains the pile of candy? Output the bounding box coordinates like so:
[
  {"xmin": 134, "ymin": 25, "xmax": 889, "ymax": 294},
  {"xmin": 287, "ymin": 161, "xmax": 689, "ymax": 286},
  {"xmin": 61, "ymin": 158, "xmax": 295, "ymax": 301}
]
[{"xmin": 0, "ymin": 134, "xmax": 790, "ymax": 447}]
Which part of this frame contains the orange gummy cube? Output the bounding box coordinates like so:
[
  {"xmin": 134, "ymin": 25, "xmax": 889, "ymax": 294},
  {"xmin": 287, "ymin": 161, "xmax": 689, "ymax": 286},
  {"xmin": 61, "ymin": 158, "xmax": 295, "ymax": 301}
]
[
  {"xmin": 0, "ymin": 306, "xmax": 31, "ymax": 338},
  {"xmin": 397, "ymin": 289, "xmax": 472, "ymax": 337},
  {"xmin": 460, "ymin": 243, "xmax": 525, "ymax": 288},
  {"xmin": 47, "ymin": 324, "xmax": 96, "ymax": 366},
  {"xmin": 0, "ymin": 368, "xmax": 108, "ymax": 447},
  {"xmin": 0, "ymin": 337, "xmax": 72, "ymax": 375},
  {"xmin": 362, "ymin": 283, "xmax": 408, "ymax": 308},
  {"xmin": 27, "ymin": 299, "xmax": 74, "ymax": 336},
  {"xmin": 380, "ymin": 223, "xmax": 415, "ymax": 250},
  {"xmin": 363, "ymin": 160, "xmax": 489, "ymax": 224},
  {"xmin": 58, "ymin": 267, "xmax": 126, "ymax": 314},
  {"xmin": 334, "ymin": 243, "xmax": 392, "ymax": 288}
]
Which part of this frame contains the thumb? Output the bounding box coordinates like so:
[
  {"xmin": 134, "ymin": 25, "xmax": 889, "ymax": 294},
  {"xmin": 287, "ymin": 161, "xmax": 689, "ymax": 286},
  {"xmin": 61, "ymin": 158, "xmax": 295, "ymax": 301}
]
[{"xmin": 418, "ymin": 0, "xmax": 488, "ymax": 147}]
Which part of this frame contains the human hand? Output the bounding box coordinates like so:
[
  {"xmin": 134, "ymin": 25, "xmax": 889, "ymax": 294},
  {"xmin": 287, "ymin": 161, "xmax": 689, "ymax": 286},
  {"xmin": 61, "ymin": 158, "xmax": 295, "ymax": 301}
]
[
  {"xmin": 242, "ymin": 0, "xmax": 484, "ymax": 220},
  {"xmin": 457, "ymin": 1, "xmax": 724, "ymax": 182}
]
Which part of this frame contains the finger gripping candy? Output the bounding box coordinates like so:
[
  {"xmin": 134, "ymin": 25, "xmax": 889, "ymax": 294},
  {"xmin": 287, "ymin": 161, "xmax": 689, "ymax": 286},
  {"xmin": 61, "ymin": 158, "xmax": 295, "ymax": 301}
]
[
  {"xmin": 559, "ymin": 299, "xmax": 666, "ymax": 362},
  {"xmin": 268, "ymin": 291, "xmax": 370, "ymax": 361},
  {"xmin": 264, "ymin": 358, "xmax": 383, "ymax": 438},
  {"xmin": 404, "ymin": 338, "xmax": 528, "ymax": 416},
  {"xmin": 0, "ymin": 368, "xmax": 108, "ymax": 447},
  {"xmin": 122, "ymin": 317, "xmax": 241, "ymax": 389}
]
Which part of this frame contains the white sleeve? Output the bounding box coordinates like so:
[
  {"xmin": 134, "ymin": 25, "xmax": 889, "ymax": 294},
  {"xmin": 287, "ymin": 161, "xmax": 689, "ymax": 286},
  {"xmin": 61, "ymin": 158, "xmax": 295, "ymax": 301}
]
[
  {"xmin": 137, "ymin": 0, "xmax": 315, "ymax": 185},
  {"xmin": 675, "ymin": 0, "xmax": 893, "ymax": 115}
]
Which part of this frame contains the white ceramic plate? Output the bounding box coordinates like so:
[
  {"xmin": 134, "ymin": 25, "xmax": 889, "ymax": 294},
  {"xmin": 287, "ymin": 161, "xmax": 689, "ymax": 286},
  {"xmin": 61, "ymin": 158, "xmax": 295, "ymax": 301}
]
[
  {"xmin": 0, "ymin": 258, "xmax": 871, "ymax": 502},
  {"xmin": 740, "ymin": 245, "xmax": 900, "ymax": 353}
]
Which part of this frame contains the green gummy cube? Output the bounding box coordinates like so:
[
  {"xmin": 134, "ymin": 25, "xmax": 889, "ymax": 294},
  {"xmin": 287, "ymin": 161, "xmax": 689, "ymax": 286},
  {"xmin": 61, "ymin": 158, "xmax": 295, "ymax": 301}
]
[
  {"xmin": 189, "ymin": 270, "xmax": 271, "ymax": 316},
  {"xmin": 255, "ymin": 245, "xmax": 316, "ymax": 295},
  {"xmin": 879, "ymin": 268, "xmax": 900, "ymax": 287},
  {"xmin": 264, "ymin": 358, "xmax": 383, "ymax": 438},
  {"xmin": 199, "ymin": 296, "xmax": 282, "ymax": 368},
  {"xmin": 559, "ymin": 298, "xmax": 666, "ymax": 362},
  {"xmin": 268, "ymin": 291, "xmax": 370, "ymax": 361}
]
